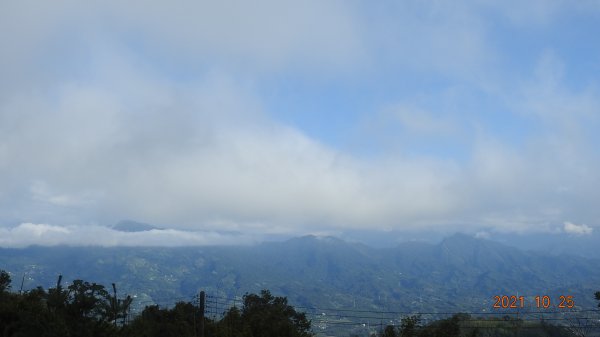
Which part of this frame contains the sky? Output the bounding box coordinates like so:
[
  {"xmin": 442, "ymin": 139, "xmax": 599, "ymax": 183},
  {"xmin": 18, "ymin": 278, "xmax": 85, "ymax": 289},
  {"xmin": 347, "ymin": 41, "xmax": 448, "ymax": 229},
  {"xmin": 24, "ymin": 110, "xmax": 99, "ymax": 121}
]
[{"xmin": 1, "ymin": 0, "xmax": 599, "ymax": 247}]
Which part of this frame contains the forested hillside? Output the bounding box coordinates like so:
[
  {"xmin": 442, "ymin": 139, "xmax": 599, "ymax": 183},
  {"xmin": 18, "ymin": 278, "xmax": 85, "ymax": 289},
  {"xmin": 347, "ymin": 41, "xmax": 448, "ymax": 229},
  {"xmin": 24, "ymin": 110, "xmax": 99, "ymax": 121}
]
[{"xmin": 1, "ymin": 234, "xmax": 599, "ymax": 314}]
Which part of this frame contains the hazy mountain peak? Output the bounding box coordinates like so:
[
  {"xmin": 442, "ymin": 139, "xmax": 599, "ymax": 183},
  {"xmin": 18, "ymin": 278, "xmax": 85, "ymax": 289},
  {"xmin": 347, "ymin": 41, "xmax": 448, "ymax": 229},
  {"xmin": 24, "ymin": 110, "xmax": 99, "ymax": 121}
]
[
  {"xmin": 3, "ymin": 232, "xmax": 600, "ymax": 315},
  {"xmin": 112, "ymin": 220, "xmax": 159, "ymax": 232}
]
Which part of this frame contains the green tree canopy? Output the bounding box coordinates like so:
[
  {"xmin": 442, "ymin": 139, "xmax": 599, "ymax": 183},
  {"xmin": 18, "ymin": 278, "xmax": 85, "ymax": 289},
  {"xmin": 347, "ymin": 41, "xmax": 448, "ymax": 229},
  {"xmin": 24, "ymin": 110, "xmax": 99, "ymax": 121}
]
[
  {"xmin": 400, "ymin": 315, "xmax": 421, "ymax": 337},
  {"xmin": 0, "ymin": 270, "xmax": 10, "ymax": 294},
  {"xmin": 239, "ymin": 290, "xmax": 312, "ymax": 337}
]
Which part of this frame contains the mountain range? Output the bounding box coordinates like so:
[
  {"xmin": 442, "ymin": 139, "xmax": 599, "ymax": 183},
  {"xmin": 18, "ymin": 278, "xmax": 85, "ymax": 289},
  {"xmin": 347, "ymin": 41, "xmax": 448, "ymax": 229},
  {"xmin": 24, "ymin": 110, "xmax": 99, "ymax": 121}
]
[{"xmin": 1, "ymin": 233, "xmax": 599, "ymax": 317}]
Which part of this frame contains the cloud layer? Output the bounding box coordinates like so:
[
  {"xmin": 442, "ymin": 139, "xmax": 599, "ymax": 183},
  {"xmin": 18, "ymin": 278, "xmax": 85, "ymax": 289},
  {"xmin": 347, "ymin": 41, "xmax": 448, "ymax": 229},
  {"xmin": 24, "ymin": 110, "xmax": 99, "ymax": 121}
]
[
  {"xmin": 0, "ymin": 1, "xmax": 599, "ymax": 245},
  {"xmin": 563, "ymin": 222, "xmax": 593, "ymax": 236},
  {"xmin": 0, "ymin": 223, "xmax": 255, "ymax": 248}
]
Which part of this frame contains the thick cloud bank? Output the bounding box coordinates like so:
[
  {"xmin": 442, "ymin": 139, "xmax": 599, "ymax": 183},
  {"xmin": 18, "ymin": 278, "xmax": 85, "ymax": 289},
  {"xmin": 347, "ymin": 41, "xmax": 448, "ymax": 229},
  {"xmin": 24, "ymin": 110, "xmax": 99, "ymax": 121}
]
[
  {"xmin": 0, "ymin": 1, "xmax": 599, "ymax": 246},
  {"xmin": 0, "ymin": 223, "xmax": 255, "ymax": 248}
]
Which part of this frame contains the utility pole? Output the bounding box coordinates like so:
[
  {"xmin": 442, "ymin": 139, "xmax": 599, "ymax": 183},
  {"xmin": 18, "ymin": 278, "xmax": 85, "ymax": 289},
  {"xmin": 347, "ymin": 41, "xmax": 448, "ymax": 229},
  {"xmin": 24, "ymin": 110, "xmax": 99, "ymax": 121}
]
[
  {"xmin": 199, "ymin": 291, "xmax": 205, "ymax": 337},
  {"xmin": 112, "ymin": 283, "xmax": 118, "ymax": 326},
  {"xmin": 19, "ymin": 274, "xmax": 25, "ymax": 294},
  {"xmin": 194, "ymin": 295, "xmax": 197, "ymax": 337}
]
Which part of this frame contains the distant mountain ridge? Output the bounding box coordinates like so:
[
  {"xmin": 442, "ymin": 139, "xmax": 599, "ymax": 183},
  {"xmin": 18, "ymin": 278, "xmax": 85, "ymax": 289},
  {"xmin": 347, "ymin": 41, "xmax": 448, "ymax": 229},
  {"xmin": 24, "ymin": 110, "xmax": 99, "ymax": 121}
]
[
  {"xmin": 1, "ymin": 233, "xmax": 599, "ymax": 315},
  {"xmin": 112, "ymin": 220, "xmax": 161, "ymax": 232}
]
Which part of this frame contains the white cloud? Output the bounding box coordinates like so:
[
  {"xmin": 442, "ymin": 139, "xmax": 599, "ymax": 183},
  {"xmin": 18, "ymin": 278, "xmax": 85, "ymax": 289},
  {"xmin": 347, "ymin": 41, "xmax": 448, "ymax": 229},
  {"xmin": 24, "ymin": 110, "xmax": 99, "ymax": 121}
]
[
  {"xmin": 0, "ymin": 0, "xmax": 365, "ymax": 84},
  {"xmin": 1, "ymin": 51, "xmax": 598, "ymax": 237},
  {"xmin": 0, "ymin": 223, "xmax": 256, "ymax": 248},
  {"xmin": 563, "ymin": 222, "xmax": 593, "ymax": 235},
  {"xmin": 0, "ymin": 0, "xmax": 599, "ymax": 246},
  {"xmin": 0, "ymin": 49, "xmax": 465, "ymax": 233}
]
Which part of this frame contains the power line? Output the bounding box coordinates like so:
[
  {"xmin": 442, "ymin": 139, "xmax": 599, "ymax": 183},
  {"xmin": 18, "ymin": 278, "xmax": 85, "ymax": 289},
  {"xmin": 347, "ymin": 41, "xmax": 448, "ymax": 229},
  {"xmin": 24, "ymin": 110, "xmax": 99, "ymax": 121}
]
[
  {"xmin": 203, "ymin": 293, "xmax": 600, "ymax": 316},
  {"xmin": 126, "ymin": 291, "xmax": 600, "ymax": 335}
]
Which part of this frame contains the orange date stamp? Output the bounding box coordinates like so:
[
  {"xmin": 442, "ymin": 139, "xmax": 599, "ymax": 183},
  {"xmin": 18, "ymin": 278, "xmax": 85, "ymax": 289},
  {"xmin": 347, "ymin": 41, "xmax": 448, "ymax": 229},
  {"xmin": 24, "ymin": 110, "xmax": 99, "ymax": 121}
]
[{"xmin": 493, "ymin": 295, "xmax": 575, "ymax": 309}]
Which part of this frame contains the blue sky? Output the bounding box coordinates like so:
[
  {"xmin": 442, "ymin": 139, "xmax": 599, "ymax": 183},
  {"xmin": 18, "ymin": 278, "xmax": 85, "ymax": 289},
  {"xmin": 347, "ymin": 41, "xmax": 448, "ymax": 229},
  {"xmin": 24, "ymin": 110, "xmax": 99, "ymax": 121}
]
[{"xmin": 0, "ymin": 1, "xmax": 599, "ymax": 246}]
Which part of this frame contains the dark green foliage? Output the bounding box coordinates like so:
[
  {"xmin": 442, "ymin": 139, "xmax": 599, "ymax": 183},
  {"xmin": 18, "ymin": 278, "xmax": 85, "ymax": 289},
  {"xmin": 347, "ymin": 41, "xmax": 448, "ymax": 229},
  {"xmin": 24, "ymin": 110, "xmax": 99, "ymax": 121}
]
[
  {"xmin": 0, "ymin": 270, "xmax": 10, "ymax": 294},
  {"xmin": 400, "ymin": 315, "xmax": 420, "ymax": 337},
  {"xmin": 66, "ymin": 280, "xmax": 110, "ymax": 319},
  {"xmin": 125, "ymin": 289, "xmax": 312, "ymax": 337},
  {"xmin": 124, "ymin": 302, "xmax": 202, "ymax": 337},
  {"xmin": 435, "ymin": 314, "xmax": 461, "ymax": 337},
  {"xmin": 383, "ymin": 325, "xmax": 398, "ymax": 337},
  {"xmin": 217, "ymin": 306, "xmax": 244, "ymax": 337},
  {"xmin": 239, "ymin": 290, "xmax": 312, "ymax": 337},
  {"xmin": 0, "ymin": 268, "xmax": 588, "ymax": 337},
  {"xmin": 0, "ymin": 270, "xmax": 128, "ymax": 337},
  {"xmin": 416, "ymin": 313, "xmax": 479, "ymax": 337},
  {"xmin": 0, "ymin": 285, "xmax": 69, "ymax": 337},
  {"xmin": 0, "ymin": 270, "xmax": 313, "ymax": 337}
]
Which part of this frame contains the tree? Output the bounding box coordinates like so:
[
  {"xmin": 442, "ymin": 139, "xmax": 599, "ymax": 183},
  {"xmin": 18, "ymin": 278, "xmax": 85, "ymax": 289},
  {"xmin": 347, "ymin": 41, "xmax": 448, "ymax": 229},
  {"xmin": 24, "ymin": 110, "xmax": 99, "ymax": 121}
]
[
  {"xmin": 1, "ymin": 272, "xmax": 315, "ymax": 337},
  {"xmin": 66, "ymin": 279, "xmax": 111, "ymax": 320},
  {"xmin": 108, "ymin": 283, "xmax": 133, "ymax": 326},
  {"xmin": 219, "ymin": 306, "xmax": 246, "ymax": 337},
  {"xmin": 417, "ymin": 314, "xmax": 462, "ymax": 337},
  {"xmin": 400, "ymin": 315, "xmax": 420, "ymax": 337},
  {"xmin": 383, "ymin": 324, "xmax": 398, "ymax": 337},
  {"xmin": 434, "ymin": 314, "xmax": 461, "ymax": 337},
  {"xmin": 241, "ymin": 290, "xmax": 312, "ymax": 337},
  {"xmin": 47, "ymin": 275, "xmax": 68, "ymax": 313},
  {"xmin": 0, "ymin": 272, "xmax": 70, "ymax": 337},
  {"xmin": 0, "ymin": 270, "xmax": 10, "ymax": 294},
  {"xmin": 125, "ymin": 301, "xmax": 208, "ymax": 337}
]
